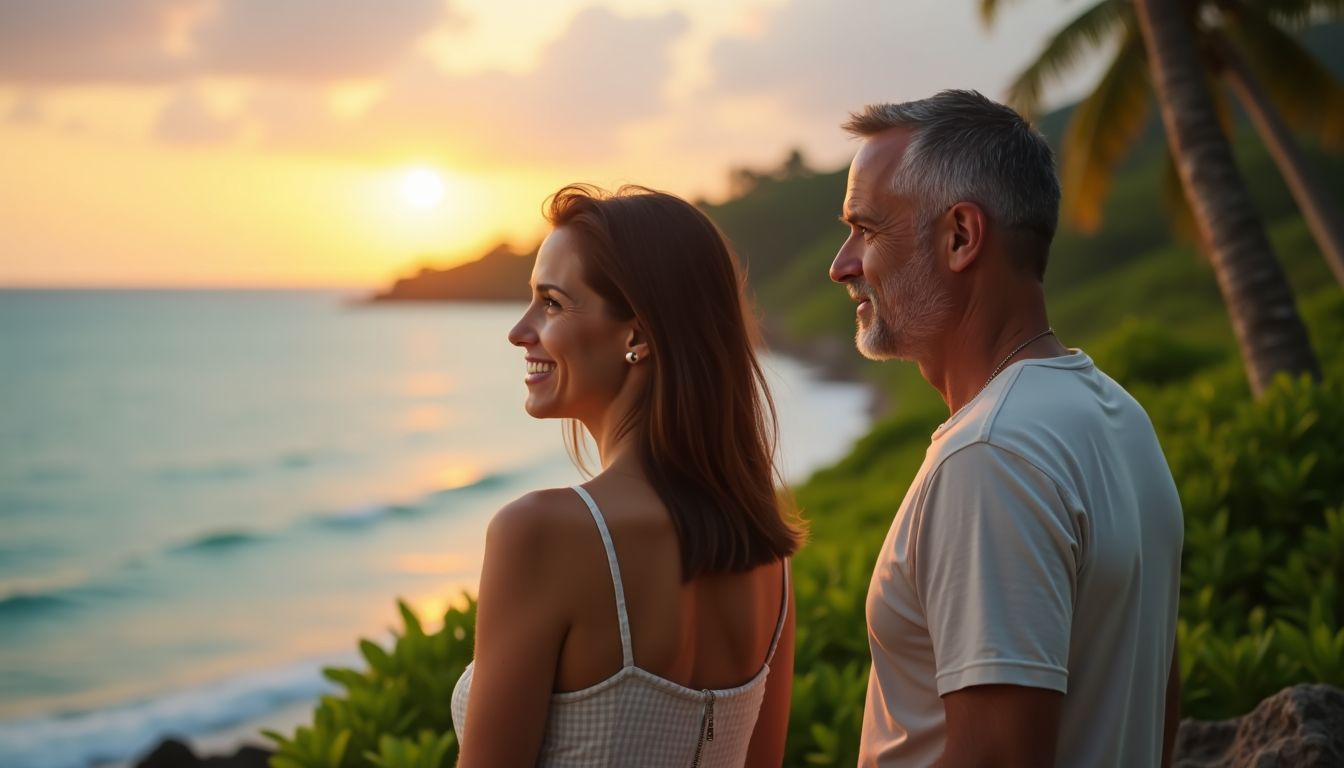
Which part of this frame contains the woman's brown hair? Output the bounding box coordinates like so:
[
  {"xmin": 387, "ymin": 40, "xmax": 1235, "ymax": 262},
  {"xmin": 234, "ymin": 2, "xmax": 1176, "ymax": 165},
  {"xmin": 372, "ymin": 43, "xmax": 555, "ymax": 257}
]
[{"xmin": 546, "ymin": 184, "xmax": 803, "ymax": 580}]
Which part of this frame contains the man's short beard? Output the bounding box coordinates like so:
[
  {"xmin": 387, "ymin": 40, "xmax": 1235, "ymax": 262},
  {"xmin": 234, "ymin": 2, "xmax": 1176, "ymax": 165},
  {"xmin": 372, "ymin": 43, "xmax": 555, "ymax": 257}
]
[{"xmin": 854, "ymin": 234, "xmax": 951, "ymax": 362}]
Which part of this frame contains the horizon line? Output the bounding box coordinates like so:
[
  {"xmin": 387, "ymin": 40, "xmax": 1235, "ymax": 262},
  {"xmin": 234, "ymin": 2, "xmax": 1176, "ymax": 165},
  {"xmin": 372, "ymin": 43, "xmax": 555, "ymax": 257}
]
[{"xmin": 0, "ymin": 282, "xmax": 376, "ymax": 292}]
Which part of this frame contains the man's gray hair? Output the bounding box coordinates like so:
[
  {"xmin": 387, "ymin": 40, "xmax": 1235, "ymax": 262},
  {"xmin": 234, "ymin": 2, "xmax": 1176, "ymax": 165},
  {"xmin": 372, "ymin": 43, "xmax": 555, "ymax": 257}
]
[{"xmin": 844, "ymin": 90, "xmax": 1060, "ymax": 277}]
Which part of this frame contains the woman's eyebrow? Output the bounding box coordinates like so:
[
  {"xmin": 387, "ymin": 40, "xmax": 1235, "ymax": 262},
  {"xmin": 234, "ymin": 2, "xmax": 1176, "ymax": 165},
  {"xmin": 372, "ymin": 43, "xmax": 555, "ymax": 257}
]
[{"xmin": 533, "ymin": 283, "xmax": 575, "ymax": 301}]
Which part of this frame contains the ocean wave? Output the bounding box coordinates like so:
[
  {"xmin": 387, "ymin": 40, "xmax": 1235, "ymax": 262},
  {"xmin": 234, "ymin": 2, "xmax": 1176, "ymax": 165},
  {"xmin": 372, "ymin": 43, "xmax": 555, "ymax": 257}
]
[
  {"xmin": 428, "ymin": 469, "xmax": 509, "ymax": 498},
  {"xmin": 0, "ymin": 654, "xmax": 353, "ymax": 768},
  {"xmin": 310, "ymin": 470, "xmax": 509, "ymax": 530},
  {"xmin": 155, "ymin": 450, "xmax": 323, "ymax": 483},
  {"xmin": 0, "ymin": 592, "xmax": 73, "ymax": 618},
  {"xmin": 0, "ymin": 567, "xmax": 98, "ymax": 618},
  {"xmin": 311, "ymin": 502, "xmax": 421, "ymax": 529},
  {"xmin": 155, "ymin": 460, "xmax": 251, "ymax": 482},
  {"xmin": 2, "ymin": 470, "xmax": 513, "ymax": 620},
  {"xmin": 169, "ymin": 530, "xmax": 272, "ymax": 554}
]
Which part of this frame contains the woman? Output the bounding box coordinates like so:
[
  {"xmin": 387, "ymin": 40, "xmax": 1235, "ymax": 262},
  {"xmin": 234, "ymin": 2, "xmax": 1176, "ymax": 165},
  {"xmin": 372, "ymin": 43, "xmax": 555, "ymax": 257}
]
[{"xmin": 450, "ymin": 184, "xmax": 801, "ymax": 767}]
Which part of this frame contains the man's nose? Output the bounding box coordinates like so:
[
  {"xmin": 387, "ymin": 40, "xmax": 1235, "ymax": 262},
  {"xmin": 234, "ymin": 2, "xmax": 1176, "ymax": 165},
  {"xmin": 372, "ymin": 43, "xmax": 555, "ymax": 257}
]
[{"xmin": 830, "ymin": 236, "xmax": 862, "ymax": 284}]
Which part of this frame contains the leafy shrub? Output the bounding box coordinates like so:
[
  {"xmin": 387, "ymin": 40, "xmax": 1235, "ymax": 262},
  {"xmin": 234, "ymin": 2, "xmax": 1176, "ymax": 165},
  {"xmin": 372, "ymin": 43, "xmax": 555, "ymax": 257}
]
[
  {"xmin": 784, "ymin": 542, "xmax": 874, "ymax": 766},
  {"xmin": 1090, "ymin": 317, "xmax": 1226, "ymax": 388},
  {"xmin": 1147, "ymin": 370, "xmax": 1344, "ymax": 718},
  {"xmin": 266, "ymin": 598, "xmax": 475, "ymax": 768}
]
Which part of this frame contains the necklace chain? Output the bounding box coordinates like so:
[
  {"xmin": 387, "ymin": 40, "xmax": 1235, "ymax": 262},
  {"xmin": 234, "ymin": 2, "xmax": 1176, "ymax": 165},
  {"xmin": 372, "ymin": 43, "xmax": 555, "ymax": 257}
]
[
  {"xmin": 983, "ymin": 327, "xmax": 1055, "ymax": 392},
  {"xmin": 944, "ymin": 327, "xmax": 1055, "ymax": 426}
]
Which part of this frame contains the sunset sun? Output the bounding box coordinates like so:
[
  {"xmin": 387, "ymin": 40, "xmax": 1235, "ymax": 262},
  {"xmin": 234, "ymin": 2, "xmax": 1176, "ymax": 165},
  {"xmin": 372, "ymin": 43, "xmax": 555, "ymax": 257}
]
[{"xmin": 402, "ymin": 168, "xmax": 445, "ymax": 209}]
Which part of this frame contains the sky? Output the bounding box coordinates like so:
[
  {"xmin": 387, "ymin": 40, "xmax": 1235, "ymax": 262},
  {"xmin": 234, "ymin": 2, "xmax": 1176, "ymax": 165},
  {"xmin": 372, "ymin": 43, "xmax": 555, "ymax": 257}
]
[{"xmin": 0, "ymin": 0, "xmax": 1107, "ymax": 288}]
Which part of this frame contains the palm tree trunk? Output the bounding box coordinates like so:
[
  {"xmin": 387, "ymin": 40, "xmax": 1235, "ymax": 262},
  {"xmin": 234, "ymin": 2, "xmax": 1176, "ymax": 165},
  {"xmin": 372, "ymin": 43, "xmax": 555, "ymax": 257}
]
[
  {"xmin": 1133, "ymin": 0, "xmax": 1319, "ymax": 395},
  {"xmin": 1213, "ymin": 33, "xmax": 1344, "ymax": 290}
]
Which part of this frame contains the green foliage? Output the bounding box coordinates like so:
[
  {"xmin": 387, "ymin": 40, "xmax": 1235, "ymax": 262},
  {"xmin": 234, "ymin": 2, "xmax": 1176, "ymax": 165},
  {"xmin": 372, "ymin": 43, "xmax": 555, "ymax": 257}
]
[
  {"xmin": 783, "ymin": 541, "xmax": 881, "ymax": 766},
  {"xmin": 1090, "ymin": 317, "xmax": 1227, "ymax": 387},
  {"xmin": 364, "ymin": 731, "xmax": 457, "ymax": 768},
  {"xmin": 265, "ymin": 598, "xmax": 476, "ymax": 768},
  {"xmin": 702, "ymin": 164, "xmax": 847, "ymax": 289},
  {"xmin": 1145, "ymin": 359, "xmax": 1344, "ymax": 716}
]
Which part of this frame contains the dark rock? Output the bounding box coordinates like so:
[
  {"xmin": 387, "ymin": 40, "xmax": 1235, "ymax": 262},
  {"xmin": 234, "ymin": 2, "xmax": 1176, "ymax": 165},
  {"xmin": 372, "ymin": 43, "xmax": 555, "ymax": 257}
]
[
  {"xmin": 203, "ymin": 745, "xmax": 272, "ymax": 768},
  {"xmin": 135, "ymin": 738, "xmax": 197, "ymax": 768},
  {"xmin": 1174, "ymin": 684, "xmax": 1344, "ymax": 767},
  {"xmin": 133, "ymin": 737, "xmax": 272, "ymax": 768}
]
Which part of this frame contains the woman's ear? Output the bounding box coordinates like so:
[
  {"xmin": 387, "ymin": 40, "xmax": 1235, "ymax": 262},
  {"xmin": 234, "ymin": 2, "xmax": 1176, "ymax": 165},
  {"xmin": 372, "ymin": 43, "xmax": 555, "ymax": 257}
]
[{"xmin": 624, "ymin": 325, "xmax": 651, "ymax": 363}]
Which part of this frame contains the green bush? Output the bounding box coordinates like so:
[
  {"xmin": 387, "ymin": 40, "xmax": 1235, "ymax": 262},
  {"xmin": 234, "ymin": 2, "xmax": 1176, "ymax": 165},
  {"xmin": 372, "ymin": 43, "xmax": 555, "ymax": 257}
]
[
  {"xmin": 265, "ymin": 599, "xmax": 475, "ymax": 768},
  {"xmin": 1089, "ymin": 318, "xmax": 1226, "ymax": 388},
  {"xmin": 1145, "ymin": 369, "xmax": 1344, "ymax": 718}
]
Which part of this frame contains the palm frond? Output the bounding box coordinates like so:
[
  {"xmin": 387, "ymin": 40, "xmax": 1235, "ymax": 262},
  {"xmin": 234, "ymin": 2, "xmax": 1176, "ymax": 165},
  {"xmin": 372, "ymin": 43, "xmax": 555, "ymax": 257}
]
[
  {"xmin": 1005, "ymin": 0, "xmax": 1132, "ymax": 118},
  {"xmin": 1223, "ymin": 5, "xmax": 1344, "ymax": 149},
  {"xmin": 1059, "ymin": 27, "xmax": 1153, "ymax": 233},
  {"xmin": 1242, "ymin": 0, "xmax": 1344, "ymax": 28}
]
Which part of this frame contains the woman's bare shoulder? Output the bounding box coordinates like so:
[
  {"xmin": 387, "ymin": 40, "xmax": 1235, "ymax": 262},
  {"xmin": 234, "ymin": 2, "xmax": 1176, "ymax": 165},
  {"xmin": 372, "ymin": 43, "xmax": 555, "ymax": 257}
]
[{"xmin": 486, "ymin": 487, "xmax": 593, "ymax": 553}]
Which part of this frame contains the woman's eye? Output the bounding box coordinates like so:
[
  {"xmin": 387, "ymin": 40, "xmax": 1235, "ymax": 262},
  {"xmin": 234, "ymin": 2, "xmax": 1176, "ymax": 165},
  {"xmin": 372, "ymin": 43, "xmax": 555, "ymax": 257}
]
[{"xmin": 543, "ymin": 297, "xmax": 561, "ymax": 309}]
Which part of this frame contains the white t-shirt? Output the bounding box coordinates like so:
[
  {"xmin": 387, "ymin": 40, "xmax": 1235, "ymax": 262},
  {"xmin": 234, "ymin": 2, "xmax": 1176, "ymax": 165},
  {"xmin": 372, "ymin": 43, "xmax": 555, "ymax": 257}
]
[{"xmin": 859, "ymin": 351, "xmax": 1183, "ymax": 767}]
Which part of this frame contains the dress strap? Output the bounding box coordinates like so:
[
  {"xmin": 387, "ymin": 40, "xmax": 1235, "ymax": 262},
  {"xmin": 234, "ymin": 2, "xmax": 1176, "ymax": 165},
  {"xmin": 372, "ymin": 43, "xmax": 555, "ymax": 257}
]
[
  {"xmin": 570, "ymin": 485, "xmax": 634, "ymax": 668},
  {"xmin": 765, "ymin": 558, "xmax": 791, "ymax": 665}
]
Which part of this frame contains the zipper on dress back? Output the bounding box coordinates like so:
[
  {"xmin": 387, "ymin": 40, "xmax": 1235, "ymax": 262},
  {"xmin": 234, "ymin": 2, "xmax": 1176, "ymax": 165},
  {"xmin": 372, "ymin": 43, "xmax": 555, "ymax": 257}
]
[{"xmin": 690, "ymin": 689, "xmax": 716, "ymax": 768}]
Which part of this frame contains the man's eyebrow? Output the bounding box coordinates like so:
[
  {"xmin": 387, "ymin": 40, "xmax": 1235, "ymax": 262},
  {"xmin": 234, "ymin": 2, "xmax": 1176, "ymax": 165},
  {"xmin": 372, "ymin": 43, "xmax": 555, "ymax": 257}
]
[
  {"xmin": 840, "ymin": 210, "xmax": 875, "ymax": 226},
  {"xmin": 533, "ymin": 282, "xmax": 575, "ymax": 300}
]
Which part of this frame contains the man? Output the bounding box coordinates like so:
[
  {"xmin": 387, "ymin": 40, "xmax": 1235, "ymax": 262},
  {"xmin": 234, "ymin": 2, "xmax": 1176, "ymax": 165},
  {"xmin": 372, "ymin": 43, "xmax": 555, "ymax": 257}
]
[{"xmin": 831, "ymin": 90, "xmax": 1183, "ymax": 767}]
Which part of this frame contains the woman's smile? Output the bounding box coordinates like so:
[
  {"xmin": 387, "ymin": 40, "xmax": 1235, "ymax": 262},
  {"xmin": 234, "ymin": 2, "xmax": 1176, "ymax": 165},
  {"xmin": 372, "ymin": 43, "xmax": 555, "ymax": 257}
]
[{"xmin": 525, "ymin": 357, "xmax": 556, "ymax": 384}]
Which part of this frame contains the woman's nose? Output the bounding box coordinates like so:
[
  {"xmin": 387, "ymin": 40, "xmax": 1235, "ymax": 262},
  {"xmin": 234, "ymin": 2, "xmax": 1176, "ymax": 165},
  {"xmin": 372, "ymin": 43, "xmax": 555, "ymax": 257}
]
[{"xmin": 507, "ymin": 311, "xmax": 536, "ymax": 347}]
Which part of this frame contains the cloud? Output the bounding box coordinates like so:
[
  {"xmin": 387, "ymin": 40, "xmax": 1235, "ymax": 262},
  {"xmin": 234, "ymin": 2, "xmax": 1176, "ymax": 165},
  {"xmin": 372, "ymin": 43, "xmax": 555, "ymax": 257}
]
[
  {"xmin": 191, "ymin": 0, "xmax": 452, "ymax": 81},
  {"xmin": 153, "ymin": 89, "xmax": 239, "ymax": 145},
  {"xmin": 707, "ymin": 0, "xmax": 1022, "ymax": 122},
  {"xmin": 245, "ymin": 7, "xmax": 690, "ymax": 166},
  {"xmin": 0, "ymin": 0, "xmax": 686, "ymax": 170},
  {"xmin": 0, "ymin": 0, "xmax": 192, "ymax": 84},
  {"xmin": 679, "ymin": 0, "xmax": 1104, "ymax": 175},
  {"xmin": 0, "ymin": 0, "xmax": 456, "ymax": 84}
]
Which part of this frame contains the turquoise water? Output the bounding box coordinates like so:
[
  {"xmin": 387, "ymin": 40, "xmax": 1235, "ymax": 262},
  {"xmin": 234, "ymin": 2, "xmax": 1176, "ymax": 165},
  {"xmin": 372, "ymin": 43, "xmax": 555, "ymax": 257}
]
[{"xmin": 0, "ymin": 290, "xmax": 870, "ymax": 767}]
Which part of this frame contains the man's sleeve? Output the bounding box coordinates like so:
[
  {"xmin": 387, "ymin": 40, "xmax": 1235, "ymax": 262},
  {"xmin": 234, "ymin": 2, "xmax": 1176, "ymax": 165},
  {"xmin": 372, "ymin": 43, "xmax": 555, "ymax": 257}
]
[{"xmin": 912, "ymin": 442, "xmax": 1081, "ymax": 697}]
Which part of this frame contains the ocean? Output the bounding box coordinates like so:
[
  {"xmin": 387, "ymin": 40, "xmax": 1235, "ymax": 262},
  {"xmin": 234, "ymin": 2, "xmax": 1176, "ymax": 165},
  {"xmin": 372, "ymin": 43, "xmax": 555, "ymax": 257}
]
[{"xmin": 0, "ymin": 289, "xmax": 871, "ymax": 768}]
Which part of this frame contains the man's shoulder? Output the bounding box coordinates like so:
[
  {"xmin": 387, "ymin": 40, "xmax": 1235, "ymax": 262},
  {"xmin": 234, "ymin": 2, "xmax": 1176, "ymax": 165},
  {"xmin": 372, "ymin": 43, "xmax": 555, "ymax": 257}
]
[
  {"xmin": 988, "ymin": 354, "xmax": 1147, "ymax": 447},
  {"xmin": 926, "ymin": 353, "xmax": 1149, "ymax": 481}
]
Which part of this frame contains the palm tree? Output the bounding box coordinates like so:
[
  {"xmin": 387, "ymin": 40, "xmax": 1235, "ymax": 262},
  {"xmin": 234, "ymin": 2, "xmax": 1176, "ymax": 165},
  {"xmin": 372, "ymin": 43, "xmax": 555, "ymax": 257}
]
[
  {"xmin": 982, "ymin": 0, "xmax": 1329, "ymax": 393},
  {"xmin": 1215, "ymin": 4, "xmax": 1344, "ymax": 288},
  {"xmin": 1137, "ymin": 0, "xmax": 1320, "ymax": 393},
  {"xmin": 982, "ymin": 0, "xmax": 1344, "ymax": 288}
]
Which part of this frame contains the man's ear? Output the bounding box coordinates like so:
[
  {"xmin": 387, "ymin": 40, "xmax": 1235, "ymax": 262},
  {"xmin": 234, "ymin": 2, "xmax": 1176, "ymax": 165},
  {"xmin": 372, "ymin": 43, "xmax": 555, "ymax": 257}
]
[{"xmin": 944, "ymin": 202, "xmax": 987, "ymax": 273}]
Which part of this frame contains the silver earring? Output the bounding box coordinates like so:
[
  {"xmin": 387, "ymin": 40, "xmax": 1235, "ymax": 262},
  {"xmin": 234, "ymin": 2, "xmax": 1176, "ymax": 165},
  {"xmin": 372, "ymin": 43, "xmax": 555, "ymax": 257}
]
[{"xmin": 626, "ymin": 351, "xmax": 639, "ymax": 364}]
